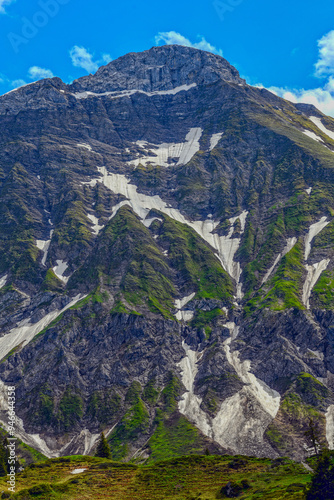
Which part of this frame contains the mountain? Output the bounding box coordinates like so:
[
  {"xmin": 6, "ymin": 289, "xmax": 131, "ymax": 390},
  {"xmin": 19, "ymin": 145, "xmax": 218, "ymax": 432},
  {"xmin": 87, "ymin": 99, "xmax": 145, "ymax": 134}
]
[{"xmin": 0, "ymin": 44, "xmax": 334, "ymax": 462}]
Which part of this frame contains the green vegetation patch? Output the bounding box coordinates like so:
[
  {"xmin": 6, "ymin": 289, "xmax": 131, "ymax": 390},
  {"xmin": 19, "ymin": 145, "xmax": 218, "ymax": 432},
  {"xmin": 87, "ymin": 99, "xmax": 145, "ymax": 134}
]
[
  {"xmin": 53, "ymin": 198, "xmax": 93, "ymax": 252},
  {"xmin": 159, "ymin": 214, "xmax": 234, "ymax": 304},
  {"xmin": 191, "ymin": 308, "xmax": 227, "ymax": 333},
  {"xmin": 108, "ymin": 399, "xmax": 149, "ymax": 461},
  {"xmin": 57, "ymin": 388, "xmax": 83, "ymax": 431},
  {"xmin": 71, "ymin": 205, "xmax": 177, "ymax": 318},
  {"xmin": 245, "ymin": 241, "xmax": 305, "ymax": 314},
  {"xmin": 0, "ymin": 163, "xmax": 41, "ymax": 283},
  {"xmin": 148, "ymin": 415, "xmax": 203, "ymax": 463},
  {"xmin": 159, "ymin": 373, "xmax": 182, "ymax": 415},
  {"xmin": 295, "ymin": 372, "xmax": 330, "ymax": 408},
  {"xmin": 87, "ymin": 390, "xmax": 121, "ymax": 425},
  {"xmin": 312, "ymin": 270, "xmax": 334, "ymax": 309},
  {"xmin": 142, "ymin": 379, "xmax": 160, "ymax": 406},
  {"xmin": 41, "ymin": 269, "xmax": 64, "ymax": 293},
  {"xmin": 0, "ymin": 453, "xmax": 312, "ymax": 499}
]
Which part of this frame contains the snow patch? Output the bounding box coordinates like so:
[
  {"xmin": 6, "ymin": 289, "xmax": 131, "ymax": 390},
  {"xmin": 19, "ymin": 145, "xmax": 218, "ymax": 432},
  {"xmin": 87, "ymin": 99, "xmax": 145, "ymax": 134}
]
[
  {"xmin": 174, "ymin": 294, "xmax": 195, "ymax": 322},
  {"xmin": 209, "ymin": 211, "xmax": 248, "ymax": 299},
  {"xmin": 0, "ymin": 275, "xmax": 7, "ymax": 290},
  {"xmin": 0, "ymin": 294, "xmax": 85, "ymax": 362},
  {"xmin": 81, "ymin": 429, "xmax": 100, "ymax": 455},
  {"xmin": 306, "ymin": 187, "xmax": 312, "ymax": 195},
  {"xmin": 208, "ymin": 322, "xmax": 281, "ymax": 454},
  {"xmin": 177, "ymin": 128, "xmax": 202, "ymax": 165},
  {"xmin": 175, "ymin": 310, "xmax": 194, "ymax": 322},
  {"xmin": 178, "ymin": 334, "xmax": 280, "ymax": 455},
  {"xmin": 262, "ymin": 238, "xmax": 297, "ymax": 284},
  {"xmin": 178, "ymin": 343, "xmax": 212, "ymax": 436},
  {"xmin": 36, "ymin": 230, "xmax": 54, "ymax": 266},
  {"xmin": 310, "ymin": 116, "xmax": 334, "ymax": 141},
  {"xmin": 53, "ymin": 260, "xmax": 69, "ymax": 283},
  {"xmin": 87, "ymin": 214, "xmax": 104, "ymax": 235},
  {"xmin": 304, "ymin": 217, "xmax": 330, "ymax": 260},
  {"xmin": 156, "ymin": 83, "xmax": 197, "ymax": 95},
  {"xmin": 84, "ymin": 167, "xmax": 247, "ymax": 288},
  {"xmin": 307, "ymin": 349, "xmax": 324, "ymax": 361},
  {"xmin": 302, "ymin": 130, "xmax": 324, "ymax": 143},
  {"xmin": 302, "ymin": 259, "xmax": 330, "ymax": 309},
  {"xmin": 77, "ymin": 143, "xmax": 92, "ymax": 151},
  {"xmin": 326, "ymin": 405, "xmax": 334, "ymax": 449},
  {"xmin": 210, "ymin": 388, "xmax": 280, "ymax": 455},
  {"xmin": 71, "ymin": 469, "xmax": 87, "ymax": 475},
  {"xmin": 142, "ymin": 217, "xmax": 163, "ymax": 228},
  {"xmin": 223, "ymin": 323, "xmax": 281, "ymax": 419},
  {"xmin": 59, "ymin": 429, "xmax": 100, "ymax": 457},
  {"xmin": 174, "ymin": 293, "xmax": 196, "ymax": 310},
  {"xmin": 0, "ymin": 379, "xmax": 98, "ymax": 457},
  {"xmin": 73, "ymin": 83, "xmax": 197, "ymax": 100},
  {"xmin": 209, "ymin": 133, "xmax": 224, "ymax": 151},
  {"xmin": 0, "ymin": 407, "xmax": 57, "ymax": 457},
  {"xmin": 129, "ymin": 128, "xmax": 202, "ymax": 167}
]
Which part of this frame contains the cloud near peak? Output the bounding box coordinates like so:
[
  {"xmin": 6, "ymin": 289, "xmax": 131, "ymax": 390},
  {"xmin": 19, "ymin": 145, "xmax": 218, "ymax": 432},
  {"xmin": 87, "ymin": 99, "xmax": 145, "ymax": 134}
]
[
  {"xmin": 315, "ymin": 30, "xmax": 334, "ymax": 78},
  {"xmin": 70, "ymin": 46, "xmax": 99, "ymax": 74},
  {"xmin": 69, "ymin": 46, "xmax": 113, "ymax": 74},
  {"xmin": 155, "ymin": 31, "xmax": 223, "ymax": 56},
  {"xmin": 260, "ymin": 30, "xmax": 334, "ymax": 117},
  {"xmin": 268, "ymin": 84, "xmax": 334, "ymax": 118},
  {"xmin": 28, "ymin": 66, "xmax": 54, "ymax": 81}
]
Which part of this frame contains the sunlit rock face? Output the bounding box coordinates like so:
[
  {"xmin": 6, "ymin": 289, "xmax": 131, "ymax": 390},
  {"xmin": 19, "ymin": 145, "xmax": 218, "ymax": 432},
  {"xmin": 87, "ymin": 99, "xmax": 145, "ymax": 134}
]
[{"xmin": 1, "ymin": 45, "xmax": 334, "ymax": 461}]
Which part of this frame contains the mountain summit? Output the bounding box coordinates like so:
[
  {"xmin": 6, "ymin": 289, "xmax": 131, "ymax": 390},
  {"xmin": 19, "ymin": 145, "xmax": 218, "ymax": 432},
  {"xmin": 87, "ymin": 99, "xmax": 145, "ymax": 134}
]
[
  {"xmin": 69, "ymin": 45, "xmax": 245, "ymax": 93},
  {"xmin": 0, "ymin": 45, "xmax": 334, "ymax": 462}
]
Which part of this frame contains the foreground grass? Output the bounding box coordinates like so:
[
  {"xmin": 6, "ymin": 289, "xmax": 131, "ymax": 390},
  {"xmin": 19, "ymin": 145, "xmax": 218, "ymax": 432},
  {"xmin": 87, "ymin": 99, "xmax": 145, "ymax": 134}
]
[{"xmin": 0, "ymin": 454, "xmax": 311, "ymax": 499}]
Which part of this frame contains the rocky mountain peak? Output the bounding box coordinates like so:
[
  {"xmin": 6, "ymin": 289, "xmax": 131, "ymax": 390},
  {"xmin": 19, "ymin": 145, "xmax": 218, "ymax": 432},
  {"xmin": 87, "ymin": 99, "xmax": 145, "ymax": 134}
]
[
  {"xmin": 69, "ymin": 44, "xmax": 245, "ymax": 93},
  {"xmin": 2, "ymin": 42, "xmax": 334, "ymax": 465}
]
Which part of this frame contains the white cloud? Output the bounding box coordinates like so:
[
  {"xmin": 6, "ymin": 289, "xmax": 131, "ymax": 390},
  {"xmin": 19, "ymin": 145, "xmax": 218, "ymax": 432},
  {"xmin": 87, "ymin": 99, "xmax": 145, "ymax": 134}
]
[
  {"xmin": 28, "ymin": 66, "xmax": 54, "ymax": 80},
  {"xmin": 0, "ymin": 67, "xmax": 53, "ymax": 93},
  {"xmin": 10, "ymin": 79, "xmax": 27, "ymax": 89},
  {"xmin": 69, "ymin": 46, "xmax": 112, "ymax": 73},
  {"xmin": 268, "ymin": 85, "xmax": 334, "ymax": 117},
  {"xmin": 0, "ymin": 0, "xmax": 14, "ymax": 14},
  {"xmin": 70, "ymin": 46, "xmax": 99, "ymax": 73},
  {"xmin": 315, "ymin": 30, "xmax": 334, "ymax": 77},
  {"xmin": 325, "ymin": 76, "xmax": 334, "ymax": 93},
  {"xmin": 101, "ymin": 53, "xmax": 112, "ymax": 65},
  {"xmin": 155, "ymin": 31, "xmax": 223, "ymax": 56},
  {"xmin": 257, "ymin": 30, "xmax": 334, "ymax": 118}
]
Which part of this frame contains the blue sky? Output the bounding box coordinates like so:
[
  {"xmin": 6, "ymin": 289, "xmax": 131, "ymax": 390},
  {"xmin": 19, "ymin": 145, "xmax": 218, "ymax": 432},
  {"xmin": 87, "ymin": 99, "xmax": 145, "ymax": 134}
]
[{"xmin": 1, "ymin": 0, "xmax": 334, "ymax": 114}]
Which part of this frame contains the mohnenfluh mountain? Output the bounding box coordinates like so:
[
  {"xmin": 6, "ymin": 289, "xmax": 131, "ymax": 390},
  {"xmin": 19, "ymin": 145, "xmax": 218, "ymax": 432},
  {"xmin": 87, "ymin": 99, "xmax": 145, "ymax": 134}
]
[{"xmin": 0, "ymin": 44, "xmax": 334, "ymax": 463}]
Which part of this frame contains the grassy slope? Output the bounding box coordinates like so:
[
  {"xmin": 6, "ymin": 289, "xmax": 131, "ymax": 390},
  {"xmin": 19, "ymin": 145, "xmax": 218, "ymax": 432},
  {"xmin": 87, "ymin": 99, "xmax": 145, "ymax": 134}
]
[
  {"xmin": 0, "ymin": 454, "xmax": 312, "ymax": 500},
  {"xmin": 70, "ymin": 206, "xmax": 234, "ymax": 319},
  {"xmin": 158, "ymin": 213, "xmax": 233, "ymax": 304},
  {"xmin": 265, "ymin": 373, "xmax": 330, "ymax": 457},
  {"xmin": 245, "ymin": 241, "xmax": 305, "ymax": 314},
  {"xmin": 0, "ymin": 427, "xmax": 45, "ymax": 469}
]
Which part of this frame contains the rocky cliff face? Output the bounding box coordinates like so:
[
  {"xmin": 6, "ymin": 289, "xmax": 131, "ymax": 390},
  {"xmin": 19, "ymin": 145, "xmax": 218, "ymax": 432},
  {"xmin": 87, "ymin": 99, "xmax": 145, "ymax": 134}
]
[
  {"xmin": 0, "ymin": 45, "xmax": 334, "ymax": 461},
  {"xmin": 69, "ymin": 45, "xmax": 245, "ymax": 93}
]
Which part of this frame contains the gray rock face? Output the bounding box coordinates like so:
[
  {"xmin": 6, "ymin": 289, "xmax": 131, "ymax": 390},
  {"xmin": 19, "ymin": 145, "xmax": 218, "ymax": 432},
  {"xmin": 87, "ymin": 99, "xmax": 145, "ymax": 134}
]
[{"xmin": 69, "ymin": 45, "xmax": 245, "ymax": 93}]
